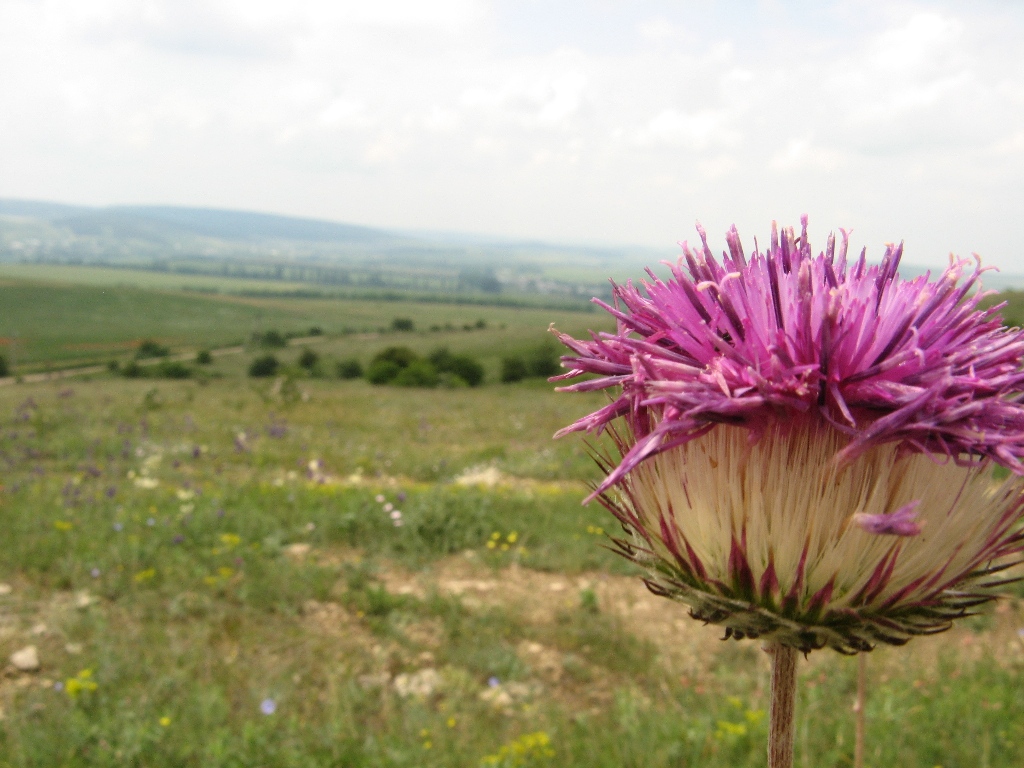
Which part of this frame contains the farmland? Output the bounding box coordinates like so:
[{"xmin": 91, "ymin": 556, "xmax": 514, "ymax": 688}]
[
  {"xmin": 0, "ymin": 270, "xmax": 1022, "ymax": 766},
  {"xmin": 0, "ymin": 269, "xmax": 607, "ymax": 372}
]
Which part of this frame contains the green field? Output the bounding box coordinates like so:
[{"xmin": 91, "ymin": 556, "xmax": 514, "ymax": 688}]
[
  {"xmin": 0, "ymin": 270, "xmax": 609, "ymax": 371},
  {"xmin": 0, "ymin": 373, "xmax": 1021, "ymax": 766},
  {"xmin": 0, "ymin": 270, "xmax": 1021, "ymax": 766}
]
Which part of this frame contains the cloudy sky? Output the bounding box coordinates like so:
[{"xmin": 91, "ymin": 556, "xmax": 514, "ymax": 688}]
[{"xmin": 1, "ymin": 0, "xmax": 1023, "ymax": 269}]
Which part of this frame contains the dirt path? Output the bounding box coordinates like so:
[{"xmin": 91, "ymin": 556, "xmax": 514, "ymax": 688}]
[{"xmin": 0, "ymin": 334, "xmax": 332, "ymax": 388}]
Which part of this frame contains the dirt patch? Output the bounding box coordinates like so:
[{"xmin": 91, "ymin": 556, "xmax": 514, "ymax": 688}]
[{"xmin": 356, "ymin": 550, "xmax": 1024, "ymax": 686}]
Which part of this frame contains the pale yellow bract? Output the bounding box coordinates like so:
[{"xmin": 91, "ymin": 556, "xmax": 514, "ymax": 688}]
[{"xmin": 619, "ymin": 420, "xmax": 1024, "ymax": 649}]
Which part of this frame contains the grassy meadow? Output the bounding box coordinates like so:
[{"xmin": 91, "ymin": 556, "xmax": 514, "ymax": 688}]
[
  {"xmin": 0, "ymin": 270, "xmax": 602, "ymax": 372},
  {"xmin": 0, "ymin": 271, "xmax": 1022, "ymax": 766}
]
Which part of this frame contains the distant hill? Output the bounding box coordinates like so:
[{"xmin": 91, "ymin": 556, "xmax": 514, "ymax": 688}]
[
  {"xmin": 0, "ymin": 198, "xmax": 666, "ymax": 303},
  {"xmin": 0, "ymin": 200, "xmax": 93, "ymax": 219},
  {"xmin": 0, "ymin": 201, "xmax": 407, "ymax": 246},
  {"xmin": 3, "ymin": 198, "xmax": 1021, "ymax": 301}
]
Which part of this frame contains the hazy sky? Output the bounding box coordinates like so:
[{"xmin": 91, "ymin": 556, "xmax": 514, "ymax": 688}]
[{"xmin": 2, "ymin": 0, "xmax": 1023, "ymax": 269}]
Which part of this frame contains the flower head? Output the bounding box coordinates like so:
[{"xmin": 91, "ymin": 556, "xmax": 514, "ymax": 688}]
[{"xmin": 553, "ymin": 219, "xmax": 1024, "ymax": 653}]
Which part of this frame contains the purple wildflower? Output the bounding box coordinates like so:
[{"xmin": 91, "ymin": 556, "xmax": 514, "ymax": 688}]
[
  {"xmin": 172, "ymin": 534, "xmax": 185, "ymax": 545},
  {"xmin": 487, "ymin": 676, "xmax": 500, "ymax": 688},
  {"xmin": 260, "ymin": 698, "xmax": 277, "ymax": 715},
  {"xmin": 553, "ymin": 220, "xmax": 1024, "ymax": 654},
  {"xmin": 112, "ymin": 522, "xmax": 123, "ymax": 532},
  {"xmin": 90, "ymin": 568, "xmax": 101, "ymax": 578}
]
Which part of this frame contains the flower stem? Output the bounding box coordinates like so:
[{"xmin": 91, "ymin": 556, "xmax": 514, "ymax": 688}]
[
  {"xmin": 854, "ymin": 652, "xmax": 867, "ymax": 768},
  {"xmin": 766, "ymin": 642, "xmax": 799, "ymax": 768}
]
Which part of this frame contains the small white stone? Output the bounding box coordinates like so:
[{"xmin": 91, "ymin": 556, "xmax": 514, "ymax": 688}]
[
  {"xmin": 0, "ymin": 583, "xmax": 12, "ymax": 596},
  {"xmin": 393, "ymin": 668, "xmax": 440, "ymax": 698},
  {"xmin": 11, "ymin": 645, "xmax": 39, "ymax": 671},
  {"xmin": 284, "ymin": 543, "xmax": 311, "ymax": 559}
]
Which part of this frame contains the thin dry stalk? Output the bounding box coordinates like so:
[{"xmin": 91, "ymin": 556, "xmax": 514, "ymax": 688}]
[
  {"xmin": 854, "ymin": 652, "xmax": 867, "ymax": 768},
  {"xmin": 766, "ymin": 642, "xmax": 799, "ymax": 768}
]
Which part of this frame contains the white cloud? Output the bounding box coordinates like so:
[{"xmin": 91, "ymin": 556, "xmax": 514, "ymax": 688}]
[
  {"xmin": 636, "ymin": 108, "xmax": 739, "ymax": 151},
  {"xmin": 770, "ymin": 139, "xmax": 845, "ymax": 172},
  {"xmin": 0, "ymin": 1, "xmax": 1023, "ymax": 270}
]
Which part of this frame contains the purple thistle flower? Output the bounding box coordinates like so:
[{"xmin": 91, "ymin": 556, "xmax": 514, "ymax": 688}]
[
  {"xmin": 555, "ymin": 218, "xmax": 1024, "ymax": 492},
  {"xmin": 260, "ymin": 698, "xmax": 276, "ymax": 715},
  {"xmin": 553, "ymin": 220, "xmax": 1024, "ymax": 654}
]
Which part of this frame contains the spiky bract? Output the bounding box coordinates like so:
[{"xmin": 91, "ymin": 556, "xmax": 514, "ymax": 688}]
[{"xmin": 598, "ymin": 420, "xmax": 1024, "ymax": 653}]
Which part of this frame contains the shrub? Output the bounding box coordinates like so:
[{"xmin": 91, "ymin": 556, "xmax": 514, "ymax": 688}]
[
  {"xmin": 371, "ymin": 346, "xmax": 418, "ymax": 369},
  {"xmin": 0, "ymin": 355, "xmax": 9, "ymax": 378},
  {"xmin": 336, "ymin": 359, "xmax": 363, "ymax": 379},
  {"xmin": 158, "ymin": 361, "xmax": 191, "ymax": 379},
  {"xmin": 527, "ymin": 342, "xmax": 561, "ymax": 377},
  {"xmin": 428, "ymin": 347, "xmax": 484, "ymax": 387},
  {"xmin": 427, "ymin": 347, "xmax": 455, "ymax": 369},
  {"xmin": 248, "ymin": 355, "xmax": 279, "ymax": 378},
  {"xmin": 393, "ymin": 360, "xmax": 439, "ymax": 388},
  {"xmin": 447, "ymin": 356, "xmax": 484, "ymax": 387},
  {"xmin": 366, "ymin": 359, "xmax": 401, "ymax": 385},
  {"xmin": 391, "ymin": 318, "xmax": 415, "ymax": 332},
  {"xmin": 298, "ymin": 348, "xmax": 319, "ymax": 370},
  {"xmin": 135, "ymin": 339, "xmax": 170, "ymax": 359},
  {"xmin": 121, "ymin": 361, "xmax": 144, "ymax": 378},
  {"xmin": 307, "ymin": 326, "xmax": 323, "ymax": 336},
  {"xmin": 438, "ymin": 372, "xmax": 469, "ymax": 389},
  {"xmin": 195, "ymin": 350, "xmax": 213, "ymax": 365},
  {"xmin": 106, "ymin": 360, "xmax": 120, "ymax": 373},
  {"xmin": 256, "ymin": 330, "xmax": 287, "ymax": 349},
  {"xmin": 501, "ymin": 356, "xmax": 529, "ymax": 383}
]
